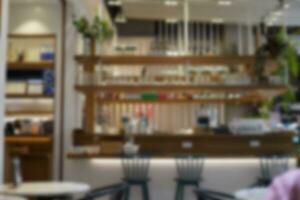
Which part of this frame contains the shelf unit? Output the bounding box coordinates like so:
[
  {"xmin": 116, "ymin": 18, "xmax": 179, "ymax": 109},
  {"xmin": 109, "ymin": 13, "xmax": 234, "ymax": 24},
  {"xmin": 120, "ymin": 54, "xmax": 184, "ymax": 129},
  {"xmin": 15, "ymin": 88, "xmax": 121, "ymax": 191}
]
[
  {"xmin": 75, "ymin": 50, "xmax": 287, "ymax": 134},
  {"xmin": 6, "ymin": 34, "xmax": 56, "ymax": 122}
]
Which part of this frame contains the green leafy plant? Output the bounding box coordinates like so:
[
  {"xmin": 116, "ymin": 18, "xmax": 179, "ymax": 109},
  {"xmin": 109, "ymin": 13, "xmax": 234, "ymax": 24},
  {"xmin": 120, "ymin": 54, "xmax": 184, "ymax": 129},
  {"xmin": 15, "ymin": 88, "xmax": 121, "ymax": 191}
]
[
  {"xmin": 73, "ymin": 16, "xmax": 112, "ymax": 42},
  {"xmin": 255, "ymin": 29, "xmax": 299, "ymax": 117},
  {"xmin": 254, "ymin": 28, "xmax": 299, "ymax": 83}
]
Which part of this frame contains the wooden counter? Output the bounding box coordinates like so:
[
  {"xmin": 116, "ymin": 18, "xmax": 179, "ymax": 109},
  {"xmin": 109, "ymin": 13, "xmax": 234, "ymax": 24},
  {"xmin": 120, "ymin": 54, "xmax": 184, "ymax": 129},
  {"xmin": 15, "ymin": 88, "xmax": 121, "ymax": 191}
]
[
  {"xmin": 70, "ymin": 130, "xmax": 299, "ymax": 159},
  {"xmin": 5, "ymin": 135, "xmax": 53, "ymax": 182}
]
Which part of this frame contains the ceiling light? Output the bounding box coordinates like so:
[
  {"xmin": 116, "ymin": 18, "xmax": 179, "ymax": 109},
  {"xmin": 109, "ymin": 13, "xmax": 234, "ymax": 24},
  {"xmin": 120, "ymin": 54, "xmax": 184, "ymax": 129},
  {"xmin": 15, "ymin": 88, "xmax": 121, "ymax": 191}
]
[
  {"xmin": 115, "ymin": 13, "xmax": 127, "ymax": 23},
  {"xmin": 165, "ymin": 18, "xmax": 178, "ymax": 24},
  {"xmin": 284, "ymin": 3, "xmax": 290, "ymax": 9},
  {"xmin": 108, "ymin": 0, "xmax": 122, "ymax": 6},
  {"xmin": 164, "ymin": 0, "xmax": 178, "ymax": 7},
  {"xmin": 218, "ymin": 0, "xmax": 232, "ymax": 6},
  {"xmin": 273, "ymin": 11, "xmax": 283, "ymax": 16},
  {"xmin": 212, "ymin": 18, "xmax": 224, "ymax": 23}
]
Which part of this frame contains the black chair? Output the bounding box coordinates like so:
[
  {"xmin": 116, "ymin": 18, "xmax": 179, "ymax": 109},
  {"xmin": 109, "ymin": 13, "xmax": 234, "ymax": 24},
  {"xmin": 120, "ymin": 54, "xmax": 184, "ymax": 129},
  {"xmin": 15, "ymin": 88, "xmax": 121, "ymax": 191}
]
[
  {"xmin": 175, "ymin": 156, "xmax": 205, "ymax": 200},
  {"xmin": 252, "ymin": 155, "xmax": 290, "ymax": 187},
  {"xmin": 121, "ymin": 155, "xmax": 151, "ymax": 200},
  {"xmin": 80, "ymin": 183, "xmax": 128, "ymax": 200},
  {"xmin": 195, "ymin": 189, "xmax": 238, "ymax": 200}
]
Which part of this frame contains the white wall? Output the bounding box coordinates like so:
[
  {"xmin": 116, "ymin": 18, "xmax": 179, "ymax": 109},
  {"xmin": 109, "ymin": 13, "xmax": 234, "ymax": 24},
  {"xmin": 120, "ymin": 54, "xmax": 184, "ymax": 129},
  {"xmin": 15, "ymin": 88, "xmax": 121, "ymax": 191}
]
[
  {"xmin": 65, "ymin": 158, "xmax": 296, "ymax": 199},
  {"xmin": 0, "ymin": 0, "xmax": 10, "ymax": 184},
  {"xmin": 9, "ymin": 1, "xmax": 62, "ymax": 179}
]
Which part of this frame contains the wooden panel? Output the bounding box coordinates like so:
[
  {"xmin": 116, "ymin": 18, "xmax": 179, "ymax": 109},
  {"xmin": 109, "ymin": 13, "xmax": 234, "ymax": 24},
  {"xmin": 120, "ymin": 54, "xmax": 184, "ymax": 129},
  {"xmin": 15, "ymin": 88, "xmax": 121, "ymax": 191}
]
[
  {"xmin": 71, "ymin": 130, "xmax": 297, "ymax": 158},
  {"xmin": 75, "ymin": 55, "xmax": 257, "ymax": 66}
]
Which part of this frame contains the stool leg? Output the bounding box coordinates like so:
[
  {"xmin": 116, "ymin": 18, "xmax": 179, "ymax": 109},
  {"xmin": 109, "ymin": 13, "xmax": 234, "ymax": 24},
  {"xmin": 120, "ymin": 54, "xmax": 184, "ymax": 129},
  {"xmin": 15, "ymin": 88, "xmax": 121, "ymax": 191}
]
[
  {"xmin": 142, "ymin": 183, "xmax": 150, "ymax": 200},
  {"xmin": 175, "ymin": 183, "xmax": 181, "ymax": 200},
  {"xmin": 180, "ymin": 185, "xmax": 184, "ymax": 200},
  {"xmin": 125, "ymin": 186, "xmax": 131, "ymax": 200}
]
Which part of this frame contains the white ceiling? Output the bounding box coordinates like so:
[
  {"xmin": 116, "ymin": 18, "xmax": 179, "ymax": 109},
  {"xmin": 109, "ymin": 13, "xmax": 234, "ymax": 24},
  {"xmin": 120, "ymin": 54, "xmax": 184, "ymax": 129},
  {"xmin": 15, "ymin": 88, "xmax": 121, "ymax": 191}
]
[{"xmin": 120, "ymin": 0, "xmax": 300, "ymax": 25}]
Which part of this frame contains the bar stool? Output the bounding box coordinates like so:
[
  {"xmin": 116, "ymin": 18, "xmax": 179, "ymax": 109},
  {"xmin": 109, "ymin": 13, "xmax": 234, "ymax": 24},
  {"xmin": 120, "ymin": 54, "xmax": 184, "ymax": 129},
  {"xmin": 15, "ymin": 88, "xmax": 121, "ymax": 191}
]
[
  {"xmin": 174, "ymin": 156, "xmax": 205, "ymax": 200},
  {"xmin": 122, "ymin": 155, "xmax": 151, "ymax": 200},
  {"xmin": 254, "ymin": 155, "xmax": 290, "ymax": 187}
]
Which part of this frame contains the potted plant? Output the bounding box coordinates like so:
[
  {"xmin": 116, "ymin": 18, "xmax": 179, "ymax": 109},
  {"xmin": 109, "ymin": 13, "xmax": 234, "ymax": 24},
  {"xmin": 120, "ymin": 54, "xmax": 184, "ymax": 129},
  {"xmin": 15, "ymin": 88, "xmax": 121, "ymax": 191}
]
[
  {"xmin": 254, "ymin": 28, "xmax": 300, "ymax": 118},
  {"xmin": 73, "ymin": 16, "xmax": 112, "ymax": 55},
  {"xmin": 254, "ymin": 28, "xmax": 299, "ymax": 85}
]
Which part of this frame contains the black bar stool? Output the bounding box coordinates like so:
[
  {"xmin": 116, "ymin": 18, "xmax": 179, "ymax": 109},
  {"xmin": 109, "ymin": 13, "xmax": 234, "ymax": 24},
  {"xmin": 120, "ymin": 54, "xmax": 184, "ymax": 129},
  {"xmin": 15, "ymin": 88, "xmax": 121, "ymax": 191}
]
[
  {"xmin": 175, "ymin": 155, "xmax": 205, "ymax": 200},
  {"xmin": 254, "ymin": 155, "xmax": 290, "ymax": 187},
  {"xmin": 122, "ymin": 155, "xmax": 151, "ymax": 200}
]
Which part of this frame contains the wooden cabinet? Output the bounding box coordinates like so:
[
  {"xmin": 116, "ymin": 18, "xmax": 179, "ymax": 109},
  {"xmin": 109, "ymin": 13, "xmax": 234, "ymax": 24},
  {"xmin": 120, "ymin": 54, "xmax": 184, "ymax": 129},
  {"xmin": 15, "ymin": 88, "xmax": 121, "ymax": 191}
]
[{"xmin": 5, "ymin": 135, "xmax": 53, "ymax": 182}]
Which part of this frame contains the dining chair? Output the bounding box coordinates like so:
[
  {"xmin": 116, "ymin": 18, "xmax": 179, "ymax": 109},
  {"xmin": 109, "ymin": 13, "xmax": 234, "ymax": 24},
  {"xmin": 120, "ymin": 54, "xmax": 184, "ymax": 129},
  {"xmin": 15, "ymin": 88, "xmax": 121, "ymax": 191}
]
[
  {"xmin": 253, "ymin": 155, "xmax": 290, "ymax": 187},
  {"xmin": 80, "ymin": 183, "xmax": 128, "ymax": 200},
  {"xmin": 121, "ymin": 155, "xmax": 151, "ymax": 200},
  {"xmin": 174, "ymin": 155, "xmax": 205, "ymax": 200}
]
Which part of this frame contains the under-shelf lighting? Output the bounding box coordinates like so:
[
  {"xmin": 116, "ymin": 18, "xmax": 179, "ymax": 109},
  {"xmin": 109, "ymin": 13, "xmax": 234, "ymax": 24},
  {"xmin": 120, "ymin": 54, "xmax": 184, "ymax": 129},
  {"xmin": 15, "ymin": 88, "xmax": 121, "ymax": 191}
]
[
  {"xmin": 164, "ymin": 0, "xmax": 178, "ymax": 7},
  {"xmin": 218, "ymin": 0, "xmax": 232, "ymax": 6}
]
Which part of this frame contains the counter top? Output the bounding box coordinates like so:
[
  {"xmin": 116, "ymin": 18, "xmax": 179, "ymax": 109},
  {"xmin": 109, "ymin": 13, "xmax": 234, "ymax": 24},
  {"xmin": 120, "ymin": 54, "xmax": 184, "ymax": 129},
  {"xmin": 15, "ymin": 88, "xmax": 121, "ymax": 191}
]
[{"xmin": 70, "ymin": 130, "xmax": 298, "ymax": 159}]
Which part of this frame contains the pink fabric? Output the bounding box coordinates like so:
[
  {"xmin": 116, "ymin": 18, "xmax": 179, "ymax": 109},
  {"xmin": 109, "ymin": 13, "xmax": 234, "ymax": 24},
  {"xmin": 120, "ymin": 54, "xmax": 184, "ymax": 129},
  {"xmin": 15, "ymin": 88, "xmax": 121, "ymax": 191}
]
[{"xmin": 265, "ymin": 170, "xmax": 300, "ymax": 200}]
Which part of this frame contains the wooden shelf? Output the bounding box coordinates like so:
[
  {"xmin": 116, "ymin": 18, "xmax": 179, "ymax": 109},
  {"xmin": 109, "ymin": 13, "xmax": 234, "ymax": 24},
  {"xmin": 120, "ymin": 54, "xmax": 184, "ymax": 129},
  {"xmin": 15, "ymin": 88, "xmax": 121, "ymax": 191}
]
[
  {"xmin": 6, "ymin": 110, "xmax": 53, "ymax": 116},
  {"xmin": 97, "ymin": 98, "xmax": 264, "ymax": 104},
  {"xmin": 8, "ymin": 61, "xmax": 54, "ymax": 70},
  {"xmin": 75, "ymin": 55, "xmax": 257, "ymax": 66},
  {"xmin": 5, "ymin": 135, "xmax": 52, "ymax": 144},
  {"xmin": 6, "ymin": 94, "xmax": 54, "ymax": 99},
  {"xmin": 76, "ymin": 84, "xmax": 287, "ymax": 93},
  {"xmin": 9, "ymin": 34, "xmax": 56, "ymax": 39}
]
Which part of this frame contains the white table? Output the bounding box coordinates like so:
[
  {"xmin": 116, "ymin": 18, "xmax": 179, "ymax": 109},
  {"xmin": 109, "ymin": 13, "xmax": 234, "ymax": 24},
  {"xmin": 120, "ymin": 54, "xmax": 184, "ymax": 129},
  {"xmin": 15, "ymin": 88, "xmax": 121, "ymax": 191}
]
[
  {"xmin": 235, "ymin": 187, "xmax": 267, "ymax": 200},
  {"xmin": 0, "ymin": 195, "xmax": 26, "ymax": 200},
  {"xmin": 0, "ymin": 182, "xmax": 90, "ymax": 200}
]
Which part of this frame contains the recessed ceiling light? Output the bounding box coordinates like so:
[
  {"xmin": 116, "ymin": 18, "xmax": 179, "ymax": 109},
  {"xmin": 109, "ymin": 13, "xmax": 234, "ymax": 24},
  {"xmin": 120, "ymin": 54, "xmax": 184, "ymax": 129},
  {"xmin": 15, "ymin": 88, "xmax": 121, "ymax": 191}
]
[
  {"xmin": 165, "ymin": 18, "xmax": 178, "ymax": 24},
  {"xmin": 108, "ymin": 0, "xmax": 122, "ymax": 6},
  {"xmin": 164, "ymin": 0, "xmax": 178, "ymax": 7},
  {"xmin": 218, "ymin": 0, "xmax": 232, "ymax": 6},
  {"xmin": 115, "ymin": 13, "xmax": 127, "ymax": 23},
  {"xmin": 273, "ymin": 11, "xmax": 283, "ymax": 16},
  {"xmin": 212, "ymin": 18, "xmax": 224, "ymax": 23},
  {"xmin": 284, "ymin": 3, "xmax": 290, "ymax": 9}
]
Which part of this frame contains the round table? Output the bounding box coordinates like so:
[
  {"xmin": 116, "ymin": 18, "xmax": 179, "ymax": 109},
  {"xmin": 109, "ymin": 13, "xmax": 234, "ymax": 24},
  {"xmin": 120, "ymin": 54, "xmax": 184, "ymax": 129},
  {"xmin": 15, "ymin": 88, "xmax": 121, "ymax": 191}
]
[
  {"xmin": 0, "ymin": 182, "xmax": 90, "ymax": 200},
  {"xmin": 0, "ymin": 195, "xmax": 26, "ymax": 200},
  {"xmin": 234, "ymin": 187, "xmax": 267, "ymax": 200}
]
